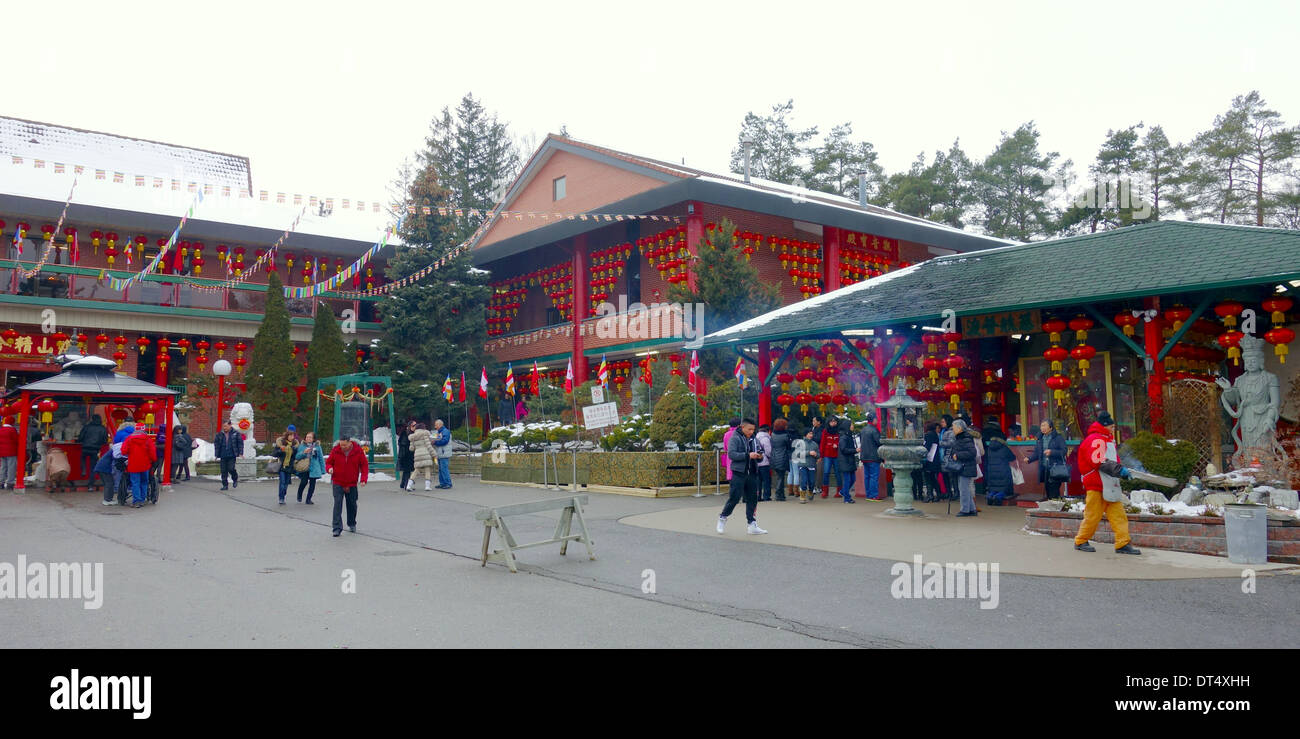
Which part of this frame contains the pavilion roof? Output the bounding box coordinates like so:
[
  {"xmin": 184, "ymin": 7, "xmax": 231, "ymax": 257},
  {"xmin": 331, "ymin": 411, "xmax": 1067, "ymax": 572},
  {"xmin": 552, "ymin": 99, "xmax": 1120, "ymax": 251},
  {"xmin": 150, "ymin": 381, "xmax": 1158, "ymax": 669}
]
[{"xmin": 699, "ymin": 220, "xmax": 1300, "ymax": 347}]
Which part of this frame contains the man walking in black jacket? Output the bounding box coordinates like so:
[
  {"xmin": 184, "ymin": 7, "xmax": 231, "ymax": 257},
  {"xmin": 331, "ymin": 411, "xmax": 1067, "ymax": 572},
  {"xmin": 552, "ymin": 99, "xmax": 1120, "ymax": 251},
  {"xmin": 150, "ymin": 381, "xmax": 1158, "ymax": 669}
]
[
  {"xmin": 717, "ymin": 421, "xmax": 767, "ymax": 535},
  {"xmin": 213, "ymin": 421, "xmax": 243, "ymax": 490}
]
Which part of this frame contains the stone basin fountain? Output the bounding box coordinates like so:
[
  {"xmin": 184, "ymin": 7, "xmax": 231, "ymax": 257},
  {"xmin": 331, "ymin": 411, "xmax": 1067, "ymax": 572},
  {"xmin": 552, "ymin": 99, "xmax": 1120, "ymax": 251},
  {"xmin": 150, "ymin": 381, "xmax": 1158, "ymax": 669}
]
[{"xmin": 875, "ymin": 381, "xmax": 928, "ymax": 516}]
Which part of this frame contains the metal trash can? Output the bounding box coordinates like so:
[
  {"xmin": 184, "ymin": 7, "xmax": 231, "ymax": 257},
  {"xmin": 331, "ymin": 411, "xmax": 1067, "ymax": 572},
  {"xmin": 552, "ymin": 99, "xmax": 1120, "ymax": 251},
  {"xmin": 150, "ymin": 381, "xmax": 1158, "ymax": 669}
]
[{"xmin": 1223, "ymin": 503, "xmax": 1268, "ymax": 564}]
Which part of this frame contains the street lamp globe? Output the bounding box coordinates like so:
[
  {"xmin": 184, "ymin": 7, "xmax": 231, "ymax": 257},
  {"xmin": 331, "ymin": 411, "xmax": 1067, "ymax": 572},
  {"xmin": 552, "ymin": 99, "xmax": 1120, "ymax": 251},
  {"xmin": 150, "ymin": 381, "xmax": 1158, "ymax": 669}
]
[{"xmin": 212, "ymin": 359, "xmax": 232, "ymax": 377}]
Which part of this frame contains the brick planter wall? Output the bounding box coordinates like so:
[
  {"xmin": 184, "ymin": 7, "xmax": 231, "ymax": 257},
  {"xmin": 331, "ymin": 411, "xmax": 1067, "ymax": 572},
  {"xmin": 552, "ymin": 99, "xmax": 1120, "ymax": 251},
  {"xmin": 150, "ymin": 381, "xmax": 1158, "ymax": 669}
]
[{"xmin": 1025, "ymin": 510, "xmax": 1300, "ymax": 563}]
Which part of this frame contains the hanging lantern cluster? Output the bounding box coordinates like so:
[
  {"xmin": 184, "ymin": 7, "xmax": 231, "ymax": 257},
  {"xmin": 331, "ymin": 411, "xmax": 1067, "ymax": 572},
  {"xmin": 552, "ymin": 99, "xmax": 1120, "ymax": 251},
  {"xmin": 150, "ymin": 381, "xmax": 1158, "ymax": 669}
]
[
  {"xmin": 588, "ymin": 245, "xmax": 627, "ymax": 309},
  {"xmin": 1261, "ymin": 296, "xmax": 1295, "ymax": 363},
  {"xmin": 1042, "ymin": 317, "xmax": 1071, "ymax": 406},
  {"xmin": 232, "ymin": 246, "xmax": 246, "ymax": 277},
  {"xmin": 1068, "ymin": 316, "xmax": 1097, "ymax": 372},
  {"xmin": 234, "ymin": 341, "xmax": 249, "ymax": 374},
  {"xmin": 728, "ymin": 229, "xmax": 761, "ymax": 262},
  {"xmin": 487, "ymin": 275, "xmax": 528, "ymax": 337},
  {"xmin": 638, "ymin": 226, "xmax": 690, "ymax": 285},
  {"xmin": 839, "ymin": 246, "xmax": 898, "ymax": 286},
  {"xmin": 538, "ymin": 263, "xmax": 576, "ymax": 320},
  {"xmin": 774, "ymin": 237, "xmax": 822, "ymax": 298},
  {"xmin": 195, "ymin": 340, "xmax": 210, "ymax": 369}
]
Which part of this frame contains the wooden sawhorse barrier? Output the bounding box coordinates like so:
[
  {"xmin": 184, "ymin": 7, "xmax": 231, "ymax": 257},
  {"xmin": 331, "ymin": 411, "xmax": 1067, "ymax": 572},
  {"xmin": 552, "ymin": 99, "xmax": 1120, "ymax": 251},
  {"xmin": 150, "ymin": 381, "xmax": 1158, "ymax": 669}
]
[{"xmin": 475, "ymin": 495, "xmax": 595, "ymax": 573}]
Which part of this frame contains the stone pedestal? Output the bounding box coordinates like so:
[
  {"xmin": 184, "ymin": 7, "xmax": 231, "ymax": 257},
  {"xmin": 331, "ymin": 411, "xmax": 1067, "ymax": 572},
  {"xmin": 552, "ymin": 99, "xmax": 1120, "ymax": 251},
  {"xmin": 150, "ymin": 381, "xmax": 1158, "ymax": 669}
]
[
  {"xmin": 235, "ymin": 459, "xmax": 257, "ymax": 480},
  {"xmin": 880, "ymin": 440, "xmax": 927, "ymax": 516}
]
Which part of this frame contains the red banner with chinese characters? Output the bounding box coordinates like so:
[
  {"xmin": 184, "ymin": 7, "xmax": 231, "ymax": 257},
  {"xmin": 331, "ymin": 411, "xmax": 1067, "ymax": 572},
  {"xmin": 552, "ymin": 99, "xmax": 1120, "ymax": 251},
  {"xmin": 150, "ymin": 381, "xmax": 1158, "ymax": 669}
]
[
  {"xmin": 841, "ymin": 231, "xmax": 900, "ymax": 262},
  {"xmin": 0, "ymin": 333, "xmax": 64, "ymax": 358}
]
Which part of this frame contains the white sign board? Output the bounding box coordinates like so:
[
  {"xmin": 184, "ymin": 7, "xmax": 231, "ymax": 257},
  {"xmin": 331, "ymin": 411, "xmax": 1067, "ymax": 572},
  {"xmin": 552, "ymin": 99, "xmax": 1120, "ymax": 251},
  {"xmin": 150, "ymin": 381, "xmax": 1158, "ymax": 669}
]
[
  {"xmin": 582, "ymin": 401, "xmax": 620, "ymax": 430},
  {"xmin": 591, "ymin": 385, "xmax": 605, "ymax": 404}
]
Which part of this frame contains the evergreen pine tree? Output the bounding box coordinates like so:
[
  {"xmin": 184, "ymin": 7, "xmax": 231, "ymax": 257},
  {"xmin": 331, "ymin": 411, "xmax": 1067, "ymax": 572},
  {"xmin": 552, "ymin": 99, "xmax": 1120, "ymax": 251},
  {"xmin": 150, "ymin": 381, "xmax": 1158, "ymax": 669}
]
[
  {"xmin": 667, "ymin": 219, "xmax": 780, "ymax": 382},
  {"xmin": 648, "ymin": 376, "xmax": 697, "ymax": 449},
  {"xmin": 423, "ymin": 93, "xmax": 523, "ymax": 243},
  {"xmin": 728, "ymin": 100, "xmax": 818, "ymax": 185},
  {"xmin": 1137, "ymin": 125, "xmax": 1183, "ymax": 221},
  {"xmin": 373, "ymin": 154, "xmax": 490, "ymax": 430},
  {"xmin": 302, "ymin": 303, "xmax": 353, "ymax": 438},
  {"xmin": 972, "ymin": 122, "xmax": 1071, "ymax": 240},
  {"xmin": 245, "ymin": 271, "xmax": 296, "ymax": 433}
]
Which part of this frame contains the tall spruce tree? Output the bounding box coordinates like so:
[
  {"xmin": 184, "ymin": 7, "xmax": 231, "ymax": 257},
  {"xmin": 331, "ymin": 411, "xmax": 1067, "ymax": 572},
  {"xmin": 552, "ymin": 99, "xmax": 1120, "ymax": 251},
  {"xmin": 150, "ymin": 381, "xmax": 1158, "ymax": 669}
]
[
  {"xmin": 302, "ymin": 302, "xmax": 352, "ymax": 438},
  {"xmin": 423, "ymin": 93, "xmax": 523, "ymax": 243},
  {"xmin": 245, "ymin": 271, "xmax": 296, "ymax": 433},
  {"xmin": 374, "ymin": 157, "xmax": 490, "ymax": 430},
  {"xmin": 667, "ymin": 219, "xmax": 780, "ymax": 382}
]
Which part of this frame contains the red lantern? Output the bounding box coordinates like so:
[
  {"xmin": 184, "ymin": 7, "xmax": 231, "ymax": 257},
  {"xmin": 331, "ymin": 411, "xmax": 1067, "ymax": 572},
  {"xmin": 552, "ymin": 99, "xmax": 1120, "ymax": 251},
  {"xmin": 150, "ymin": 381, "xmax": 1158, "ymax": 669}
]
[
  {"xmin": 1070, "ymin": 344, "xmax": 1098, "ymax": 372},
  {"xmin": 1213, "ymin": 301, "xmax": 1244, "ymax": 328},
  {"xmin": 777, "ymin": 393, "xmax": 795, "ymax": 414},
  {"xmin": 943, "ymin": 354, "xmax": 965, "ymax": 379},
  {"xmin": 136, "ymin": 336, "xmax": 150, "ymax": 353},
  {"xmin": 177, "ymin": 338, "xmax": 191, "ymax": 355},
  {"xmin": 2, "ymin": 328, "xmax": 18, "ymax": 346},
  {"xmin": 214, "ymin": 341, "xmax": 227, "ymax": 357},
  {"xmin": 195, "ymin": 354, "xmax": 209, "ymax": 368},
  {"xmin": 112, "ymin": 350, "xmax": 127, "ymax": 369},
  {"xmin": 940, "ymin": 332, "xmax": 962, "ymax": 352},
  {"xmin": 777, "ymin": 372, "xmax": 794, "ymax": 390},
  {"xmin": 943, "ymin": 381, "xmax": 964, "ymax": 409},
  {"xmin": 1217, "ymin": 331, "xmax": 1244, "ymax": 365},
  {"xmin": 1068, "ymin": 316, "xmax": 1094, "ymax": 341},
  {"xmin": 1113, "ymin": 312, "xmax": 1140, "ymax": 337},
  {"xmin": 94, "ymin": 333, "xmax": 109, "ymax": 349},
  {"xmin": 1260, "ymin": 296, "xmax": 1292, "ymax": 326},
  {"xmin": 234, "ymin": 342, "xmax": 248, "ymax": 357},
  {"xmin": 795, "ymin": 392, "xmax": 813, "ymax": 413},
  {"xmin": 1042, "ymin": 319, "xmax": 1067, "ymax": 343},
  {"xmin": 1045, "ymin": 374, "xmax": 1072, "ymax": 406},
  {"xmin": 38, "ymin": 399, "xmax": 58, "ymax": 424},
  {"xmin": 1264, "ymin": 326, "xmax": 1295, "ymax": 363},
  {"xmin": 1043, "ymin": 346, "xmax": 1069, "ymax": 372},
  {"xmin": 1163, "ymin": 305, "xmax": 1192, "ymax": 331}
]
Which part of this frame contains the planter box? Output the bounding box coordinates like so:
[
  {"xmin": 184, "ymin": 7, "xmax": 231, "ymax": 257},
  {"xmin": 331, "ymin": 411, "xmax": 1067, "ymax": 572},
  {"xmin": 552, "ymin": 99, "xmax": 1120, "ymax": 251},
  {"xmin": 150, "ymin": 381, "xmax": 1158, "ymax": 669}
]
[
  {"xmin": 1025, "ymin": 510, "xmax": 1300, "ymax": 563},
  {"xmin": 479, "ymin": 451, "xmax": 713, "ymax": 489}
]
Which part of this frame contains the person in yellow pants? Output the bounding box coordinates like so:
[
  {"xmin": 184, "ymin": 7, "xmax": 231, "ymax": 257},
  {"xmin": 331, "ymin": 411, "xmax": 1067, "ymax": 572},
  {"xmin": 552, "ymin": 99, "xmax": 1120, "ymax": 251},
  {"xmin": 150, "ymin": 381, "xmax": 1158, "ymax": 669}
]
[{"xmin": 1073, "ymin": 411, "xmax": 1141, "ymax": 555}]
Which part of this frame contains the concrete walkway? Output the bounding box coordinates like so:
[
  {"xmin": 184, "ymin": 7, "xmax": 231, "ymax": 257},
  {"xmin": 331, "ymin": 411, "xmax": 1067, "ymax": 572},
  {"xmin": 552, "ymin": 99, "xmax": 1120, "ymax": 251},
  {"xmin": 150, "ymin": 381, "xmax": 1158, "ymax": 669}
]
[{"xmin": 619, "ymin": 496, "xmax": 1298, "ymax": 580}]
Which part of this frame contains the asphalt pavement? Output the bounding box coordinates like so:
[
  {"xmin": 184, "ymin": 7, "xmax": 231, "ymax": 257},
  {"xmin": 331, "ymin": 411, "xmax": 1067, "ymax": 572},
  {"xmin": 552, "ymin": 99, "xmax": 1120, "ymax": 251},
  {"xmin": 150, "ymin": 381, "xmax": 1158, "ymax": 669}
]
[{"xmin": 2, "ymin": 474, "xmax": 1296, "ymax": 648}]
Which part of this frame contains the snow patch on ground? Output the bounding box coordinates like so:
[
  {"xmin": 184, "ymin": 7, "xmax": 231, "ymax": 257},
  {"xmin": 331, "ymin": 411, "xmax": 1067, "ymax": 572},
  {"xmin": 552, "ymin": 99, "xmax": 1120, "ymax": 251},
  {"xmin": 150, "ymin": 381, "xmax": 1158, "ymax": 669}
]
[{"xmin": 192, "ymin": 439, "xmax": 215, "ymax": 463}]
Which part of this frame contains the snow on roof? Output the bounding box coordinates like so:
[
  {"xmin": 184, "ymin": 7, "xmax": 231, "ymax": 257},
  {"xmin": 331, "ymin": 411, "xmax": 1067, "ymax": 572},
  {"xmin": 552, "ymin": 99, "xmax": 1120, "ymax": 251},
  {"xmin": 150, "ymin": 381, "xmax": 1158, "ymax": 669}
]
[
  {"xmin": 704, "ymin": 261, "xmax": 926, "ymax": 342},
  {"xmin": 1, "ymin": 116, "xmax": 250, "ymax": 192},
  {"xmin": 2, "ymin": 161, "xmax": 393, "ymax": 245}
]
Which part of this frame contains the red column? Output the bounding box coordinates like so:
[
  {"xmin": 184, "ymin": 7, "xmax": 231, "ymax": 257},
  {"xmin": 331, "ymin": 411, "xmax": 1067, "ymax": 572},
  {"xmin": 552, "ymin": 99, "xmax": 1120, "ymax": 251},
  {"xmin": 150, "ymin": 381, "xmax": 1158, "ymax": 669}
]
[
  {"xmin": 822, "ymin": 226, "xmax": 842, "ymax": 293},
  {"xmin": 1143, "ymin": 296, "xmax": 1165, "ymax": 435},
  {"xmin": 685, "ymin": 202, "xmax": 703, "ymax": 293},
  {"xmin": 572, "ymin": 235, "xmax": 589, "ymax": 383},
  {"xmin": 757, "ymin": 341, "xmax": 772, "ymax": 425},
  {"xmin": 15, "ymin": 391, "xmax": 29, "ymax": 490},
  {"xmin": 162, "ymin": 395, "xmax": 174, "ymax": 485}
]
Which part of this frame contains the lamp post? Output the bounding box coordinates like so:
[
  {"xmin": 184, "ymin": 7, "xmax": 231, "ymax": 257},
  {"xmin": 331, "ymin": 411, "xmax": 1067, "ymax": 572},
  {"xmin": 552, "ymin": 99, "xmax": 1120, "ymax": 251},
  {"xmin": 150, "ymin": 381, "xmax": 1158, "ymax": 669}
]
[{"xmin": 212, "ymin": 359, "xmax": 232, "ymax": 429}]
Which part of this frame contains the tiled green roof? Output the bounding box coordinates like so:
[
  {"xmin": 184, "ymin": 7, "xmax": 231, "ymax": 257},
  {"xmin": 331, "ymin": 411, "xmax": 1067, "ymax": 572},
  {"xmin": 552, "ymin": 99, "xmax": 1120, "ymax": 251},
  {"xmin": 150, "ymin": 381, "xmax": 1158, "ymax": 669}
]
[{"xmin": 701, "ymin": 221, "xmax": 1300, "ymax": 347}]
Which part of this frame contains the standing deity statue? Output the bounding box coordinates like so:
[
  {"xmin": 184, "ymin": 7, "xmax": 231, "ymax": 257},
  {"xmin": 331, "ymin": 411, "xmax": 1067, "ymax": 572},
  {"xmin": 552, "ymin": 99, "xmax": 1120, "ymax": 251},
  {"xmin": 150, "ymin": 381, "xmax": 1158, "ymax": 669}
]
[{"xmin": 1215, "ymin": 334, "xmax": 1281, "ymax": 459}]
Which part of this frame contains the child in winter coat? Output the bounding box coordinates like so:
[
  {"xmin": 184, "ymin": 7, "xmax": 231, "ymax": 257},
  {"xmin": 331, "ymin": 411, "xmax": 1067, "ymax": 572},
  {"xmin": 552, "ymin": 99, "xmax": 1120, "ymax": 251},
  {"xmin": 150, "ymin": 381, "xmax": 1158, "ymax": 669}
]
[{"xmin": 792, "ymin": 429, "xmax": 818, "ymax": 503}]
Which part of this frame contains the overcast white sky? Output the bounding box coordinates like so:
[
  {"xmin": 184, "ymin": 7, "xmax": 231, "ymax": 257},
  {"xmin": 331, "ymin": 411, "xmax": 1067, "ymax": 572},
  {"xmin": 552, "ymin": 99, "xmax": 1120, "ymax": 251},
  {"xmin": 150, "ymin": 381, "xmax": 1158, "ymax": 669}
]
[{"xmin": 6, "ymin": 0, "xmax": 1298, "ymax": 217}]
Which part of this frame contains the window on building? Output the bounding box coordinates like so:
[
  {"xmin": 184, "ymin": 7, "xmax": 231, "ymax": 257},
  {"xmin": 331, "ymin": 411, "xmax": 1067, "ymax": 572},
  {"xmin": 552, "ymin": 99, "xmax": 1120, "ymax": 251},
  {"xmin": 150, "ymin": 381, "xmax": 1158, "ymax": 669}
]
[{"xmin": 552, "ymin": 176, "xmax": 566, "ymax": 201}]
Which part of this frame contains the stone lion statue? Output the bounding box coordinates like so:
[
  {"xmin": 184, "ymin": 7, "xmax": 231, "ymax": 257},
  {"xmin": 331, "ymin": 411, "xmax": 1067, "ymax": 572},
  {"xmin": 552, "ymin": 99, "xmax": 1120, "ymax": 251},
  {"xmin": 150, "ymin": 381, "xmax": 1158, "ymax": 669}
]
[{"xmin": 229, "ymin": 402, "xmax": 257, "ymax": 459}]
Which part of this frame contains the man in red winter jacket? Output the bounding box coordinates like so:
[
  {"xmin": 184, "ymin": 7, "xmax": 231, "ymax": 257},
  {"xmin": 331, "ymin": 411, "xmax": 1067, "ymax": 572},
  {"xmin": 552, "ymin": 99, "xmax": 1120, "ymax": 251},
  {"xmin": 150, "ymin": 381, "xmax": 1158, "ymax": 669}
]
[
  {"xmin": 1074, "ymin": 411, "xmax": 1139, "ymax": 555},
  {"xmin": 121, "ymin": 429, "xmax": 157, "ymax": 507},
  {"xmin": 326, "ymin": 438, "xmax": 368, "ymax": 537},
  {"xmin": 0, "ymin": 418, "xmax": 19, "ymax": 489},
  {"xmin": 817, "ymin": 416, "xmax": 841, "ymax": 498}
]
